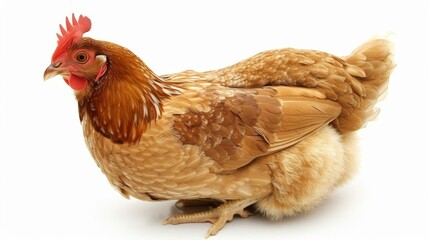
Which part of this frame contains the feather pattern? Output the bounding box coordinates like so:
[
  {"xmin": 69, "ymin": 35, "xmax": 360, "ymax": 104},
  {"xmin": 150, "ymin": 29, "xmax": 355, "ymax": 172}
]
[{"xmin": 171, "ymin": 85, "xmax": 341, "ymax": 172}]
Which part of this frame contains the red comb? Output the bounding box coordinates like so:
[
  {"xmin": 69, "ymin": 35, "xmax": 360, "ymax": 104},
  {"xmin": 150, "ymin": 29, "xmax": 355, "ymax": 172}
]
[{"xmin": 52, "ymin": 14, "xmax": 92, "ymax": 61}]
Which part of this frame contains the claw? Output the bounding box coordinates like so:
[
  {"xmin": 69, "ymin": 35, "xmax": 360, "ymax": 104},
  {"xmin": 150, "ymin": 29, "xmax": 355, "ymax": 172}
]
[{"xmin": 205, "ymin": 215, "xmax": 230, "ymax": 238}]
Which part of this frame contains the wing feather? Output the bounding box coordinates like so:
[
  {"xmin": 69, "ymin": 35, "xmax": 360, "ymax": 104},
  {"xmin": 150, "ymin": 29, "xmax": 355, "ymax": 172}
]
[{"xmin": 172, "ymin": 86, "xmax": 341, "ymax": 172}]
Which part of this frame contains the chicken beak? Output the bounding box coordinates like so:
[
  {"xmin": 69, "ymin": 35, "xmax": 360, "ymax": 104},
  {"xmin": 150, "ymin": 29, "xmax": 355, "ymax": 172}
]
[{"xmin": 44, "ymin": 63, "xmax": 65, "ymax": 81}]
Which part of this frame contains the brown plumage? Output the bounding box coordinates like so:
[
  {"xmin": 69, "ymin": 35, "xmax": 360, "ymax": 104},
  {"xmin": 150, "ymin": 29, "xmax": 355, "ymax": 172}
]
[{"xmin": 44, "ymin": 14, "xmax": 395, "ymax": 238}]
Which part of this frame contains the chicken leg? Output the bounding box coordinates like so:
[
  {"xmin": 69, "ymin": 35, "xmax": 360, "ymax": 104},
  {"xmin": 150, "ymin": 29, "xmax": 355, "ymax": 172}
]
[
  {"xmin": 165, "ymin": 199, "xmax": 256, "ymax": 238},
  {"xmin": 175, "ymin": 199, "xmax": 224, "ymax": 210}
]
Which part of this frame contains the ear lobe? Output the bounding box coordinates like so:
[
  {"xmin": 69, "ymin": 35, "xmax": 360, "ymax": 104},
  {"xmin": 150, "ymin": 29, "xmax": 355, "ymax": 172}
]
[{"xmin": 94, "ymin": 55, "xmax": 107, "ymax": 81}]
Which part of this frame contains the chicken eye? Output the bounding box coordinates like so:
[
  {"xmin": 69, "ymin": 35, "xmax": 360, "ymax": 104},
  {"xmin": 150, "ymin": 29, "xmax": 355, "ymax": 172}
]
[{"xmin": 75, "ymin": 52, "xmax": 89, "ymax": 64}]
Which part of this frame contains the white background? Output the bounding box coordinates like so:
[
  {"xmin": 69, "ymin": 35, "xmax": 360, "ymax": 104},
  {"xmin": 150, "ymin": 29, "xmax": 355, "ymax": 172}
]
[{"xmin": 1, "ymin": 0, "xmax": 428, "ymax": 239}]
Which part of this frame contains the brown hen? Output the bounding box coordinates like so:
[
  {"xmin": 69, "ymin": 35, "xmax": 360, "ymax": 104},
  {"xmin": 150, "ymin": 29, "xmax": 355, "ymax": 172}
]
[{"xmin": 44, "ymin": 14, "xmax": 395, "ymax": 237}]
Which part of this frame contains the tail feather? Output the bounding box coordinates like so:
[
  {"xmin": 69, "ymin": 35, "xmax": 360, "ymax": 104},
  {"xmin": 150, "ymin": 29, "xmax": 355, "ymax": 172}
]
[{"xmin": 335, "ymin": 39, "xmax": 395, "ymax": 132}]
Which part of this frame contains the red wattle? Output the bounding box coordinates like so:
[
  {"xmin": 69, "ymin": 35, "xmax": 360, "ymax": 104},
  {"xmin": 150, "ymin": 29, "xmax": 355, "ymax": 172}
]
[{"xmin": 69, "ymin": 74, "xmax": 88, "ymax": 91}]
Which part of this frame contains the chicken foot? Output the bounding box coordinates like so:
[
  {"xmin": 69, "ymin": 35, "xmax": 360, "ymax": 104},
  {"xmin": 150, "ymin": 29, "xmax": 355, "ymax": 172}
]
[{"xmin": 164, "ymin": 199, "xmax": 256, "ymax": 238}]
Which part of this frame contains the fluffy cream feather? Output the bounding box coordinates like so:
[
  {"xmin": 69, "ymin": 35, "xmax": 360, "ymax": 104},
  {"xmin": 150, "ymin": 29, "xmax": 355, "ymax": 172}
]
[{"xmin": 256, "ymin": 126, "xmax": 358, "ymax": 220}]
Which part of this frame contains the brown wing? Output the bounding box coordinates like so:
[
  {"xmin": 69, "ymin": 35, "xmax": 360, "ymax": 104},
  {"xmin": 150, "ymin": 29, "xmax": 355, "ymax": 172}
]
[
  {"xmin": 207, "ymin": 49, "xmax": 367, "ymax": 132},
  {"xmin": 172, "ymin": 85, "xmax": 341, "ymax": 172}
]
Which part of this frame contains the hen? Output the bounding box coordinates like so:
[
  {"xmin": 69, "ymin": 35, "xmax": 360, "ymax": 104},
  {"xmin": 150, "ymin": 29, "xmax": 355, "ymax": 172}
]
[{"xmin": 44, "ymin": 14, "xmax": 394, "ymax": 237}]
